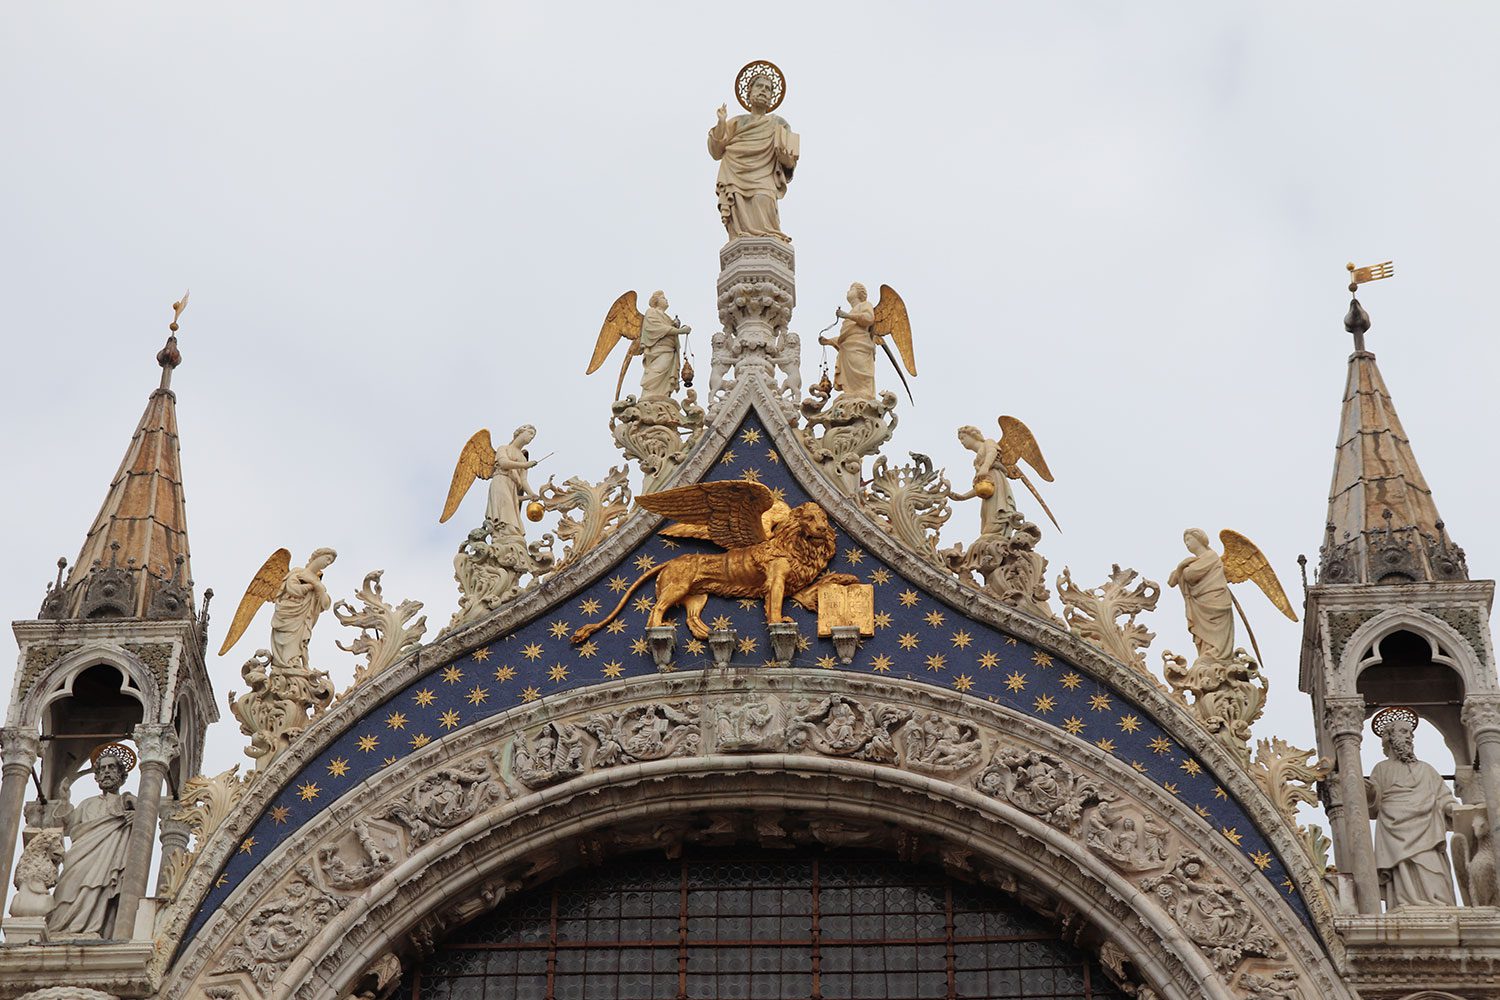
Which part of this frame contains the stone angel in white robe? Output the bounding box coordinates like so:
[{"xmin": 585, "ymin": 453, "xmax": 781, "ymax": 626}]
[
  {"xmin": 219, "ymin": 547, "xmax": 338, "ymax": 671},
  {"xmin": 586, "ymin": 291, "xmax": 692, "ymax": 402},
  {"xmin": 1167, "ymin": 529, "xmax": 1296, "ymax": 670},
  {"xmin": 440, "ymin": 425, "xmax": 541, "ymax": 538}
]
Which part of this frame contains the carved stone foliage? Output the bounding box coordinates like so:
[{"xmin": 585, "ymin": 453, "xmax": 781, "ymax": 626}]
[
  {"xmin": 1160, "ymin": 649, "xmax": 1266, "ymax": 765},
  {"xmin": 512, "ymin": 722, "xmax": 585, "ymax": 790},
  {"xmin": 1248, "ymin": 739, "xmax": 1327, "ymax": 827},
  {"xmin": 712, "ymin": 238, "xmax": 799, "ymax": 418},
  {"xmin": 1057, "ymin": 565, "xmax": 1160, "ymax": 673},
  {"xmin": 538, "ymin": 466, "xmax": 631, "ymax": 569},
  {"xmin": 950, "ymin": 513, "xmax": 1063, "ymax": 626},
  {"xmin": 317, "ymin": 819, "xmax": 398, "ymax": 891},
  {"xmin": 863, "ymin": 452, "xmax": 952, "ymax": 564},
  {"xmin": 798, "ymin": 387, "xmax": 898, "ymax": 494},
  {"xmin": 334, "ymin": 570, "xmax": 426, "ymax": 688},
  {"xmin": 212, "ymin": 863, "xmax": 349, "ymax": 992},
  {"xmin": 1083, "ymin": 793, "xmax": 1172, "ymax": 874},
  {"xmin": 611, "ymin": 394, "xmax": 706, "ymax": 493},
  {"xmin": 446, "ymin": 527, "xmax": 555, "ymax": 634},
  {"xmin": 582, "ymin": 702, "xmax": 701, "ymax": 767},
  {"xmin": 228, "ymin": 651, "xmax": 334, "ymax": 768},
  {"xmin": 161, "ymin": 766, "xmax": 248, "ymax": 898},
  {"xmin": 975, "ymin": 748, "xmax": 1101, "ymax": 835},
  {"xmin": 382, "ymin": 751, "xmax": 508, "ymax": 847},
  {"xmin": 1140, "ymin": 853, "xmax": 1280, "ymax": 975}
]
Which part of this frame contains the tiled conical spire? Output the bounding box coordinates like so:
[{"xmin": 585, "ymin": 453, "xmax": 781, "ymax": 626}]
[
  {"xmin": 39, "ymin": 296, "xmax": 196, "ymax": 620},
  {"xmin": 1317, "ymin": 291, "xmax": 1466, "ymax": 585}
]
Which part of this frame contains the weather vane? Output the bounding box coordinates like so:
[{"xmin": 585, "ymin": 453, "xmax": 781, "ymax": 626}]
[{"xmin": 1344, "ymin": 260, "xmax": 1392, "ymax": 353}]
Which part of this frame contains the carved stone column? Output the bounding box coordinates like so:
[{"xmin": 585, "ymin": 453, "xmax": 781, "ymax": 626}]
[
  {"xmin": 0, "ymin": 729, "xmax": 41, "ymax": 921},
  {"xmin": 111, "ymin": 723, "xmax": 178, "ymax": 938},
  {"xmin": 1462, "ymin": 693, "xmax": 1500, "ymax": 905},
  {"xmin": 156, "ymin": 807, "xmax": 192, "ymax": 893},
  {"xmin": 712, "ymin": 236, "xmax": 798, "ymax": 417},
  {"xmin": 1325, "ymin": 698, "xmax": 1379, "ymax": 913}
]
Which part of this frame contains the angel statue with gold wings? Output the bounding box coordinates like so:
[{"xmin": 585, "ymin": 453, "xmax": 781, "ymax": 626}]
[
  {"xmin": 219, "ymin": 547, "xmax": 337, "ymax": 671},
  {"xmin": 439, "ymin": 425, "xmax": 541, "ymax": 538},
  {"xmin": 1168, "ymin": 529, "xmax": 1297, "ymax": 670},
  {"xmin": 949, "ymin": 416, "xmax": 1060, "ymax": 535},
  {"xmin": 586, "ymin": 291, "xmax": 692, "ymax": 402},
  {"xmin": 819, "ymin": 283, "xmax": 916, "ymax": 403}
]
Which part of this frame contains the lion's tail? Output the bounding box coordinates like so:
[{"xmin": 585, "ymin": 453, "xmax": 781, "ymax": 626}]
[{"xmin": 571, "ymin": 564, "xmax": 667, "ymax": 643}]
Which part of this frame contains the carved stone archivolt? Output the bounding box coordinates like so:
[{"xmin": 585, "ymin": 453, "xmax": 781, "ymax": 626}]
[
  {"xmin": 976, "ymin": 747, "xmax": 1101, "ymax": 835},
  {"xmin": 380, "ymin": 751, "xmax": 508, "ymax": 847},
  {"xmin": 1140, "ymin": 853, "xmax": 1281, "ymax": 975},
  {"xmin": 210, "ymin": 863, "xmax": 348, "ymax": 992}
]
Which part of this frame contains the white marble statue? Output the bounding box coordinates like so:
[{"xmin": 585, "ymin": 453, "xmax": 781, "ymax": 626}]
[
  {"xmin": 1168, "ymin": 529, "xmax": 1236, "ymax": 669},
  {"xmin": 639, "ymin": 293, "xmax": 692, "ymax": 401},
  {"xmin": 708, "ymin": 64, "xmax": 798, "ymax": 242},
  {"xmin": 1367, "ymin": 708, "xmax": 1458, "ymax": 908},
  {"xmin": 268, "ymin": 548, "xmax": 337, "ymax": 671},
  {"xmin": 820, "ymin": 283, "xmax": 879, "ymax": 400},
  {"xmin": 439, "ymin": 426, "xmax": 541, "ymax": 539},
  {"xmin": 47, "ymin": 744, "xmax": 136, "ymax": 938}
]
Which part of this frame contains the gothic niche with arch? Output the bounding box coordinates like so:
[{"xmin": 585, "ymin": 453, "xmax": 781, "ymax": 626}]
[{"xmin": 394, "ymin": 848, "xmax": 1135, "ymax": 1000}]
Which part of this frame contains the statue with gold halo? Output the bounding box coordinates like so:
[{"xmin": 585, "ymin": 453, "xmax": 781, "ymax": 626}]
[
  {"xmin": 587, "ymin": 291, "xmax": 693, "ymax": 402},
  {"xmin": 1367, "ymin": 707, "xmax": 1458, "ymax": 908},
  {"xmin": 709, "ymin": 61, "xmax": 799, "ymax": 242},
  {"xmin": 440, "ymin": 425, "xmax": 541, "ymax": 538},
  {"xmin": 47, "ymin": 743, "xmax": 136, "ymax": 938},
  {"xmin": 571, "ymin": 479, "xmax": 855, "ymax": 642}
]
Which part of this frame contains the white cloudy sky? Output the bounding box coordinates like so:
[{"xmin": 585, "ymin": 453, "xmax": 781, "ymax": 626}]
[{"xmin": 4, "ymin": 3, "xmax": 1497, "ymax": 801}]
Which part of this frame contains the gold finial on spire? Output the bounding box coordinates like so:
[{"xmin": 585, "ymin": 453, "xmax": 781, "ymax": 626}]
[
  {"xmin": 1343, "ymin": 261, "xmax": 1391, "ymax": 353},
  {"xmin": 157, "ymin": 289, "xmax": 188, "ymax": 390}
]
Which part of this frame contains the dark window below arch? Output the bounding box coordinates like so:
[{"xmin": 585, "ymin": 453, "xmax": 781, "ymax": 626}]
[{"xmin": 399, "ymin": 850, "xmax": 1129, "ymax": 1000}]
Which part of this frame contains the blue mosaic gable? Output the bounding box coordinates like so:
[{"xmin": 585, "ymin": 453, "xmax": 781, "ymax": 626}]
[{"xmin": 184, "ymin": 411, "xmax": 1311, "ymax": 943}]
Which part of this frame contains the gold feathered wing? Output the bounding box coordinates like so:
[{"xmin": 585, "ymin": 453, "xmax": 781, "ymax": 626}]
[
  {"xmin": 658, "ymin": 499, "xmax": 793, "ymax": 545},
  {"xmin": 637, "ymin": 479, "xmax": 776, "ymax": 550},
  {"xmin": 586, "ymin": 291, "xmax": 643, "ymax": 375},
  {"xmin": 218, "ymin": 548, "xmax": 291, "ymax": 656},
  {"xmin": 872, "ymin": 285, "xmax": 916, "ymax": 375},
  {"xmin": 1220, "ymin": 529, "xmax": 1298, "ymax": 622},
  {"xmin": 439, "ymin": 429, "xmax": 496, "ymax": 524},
  {"xmin": 997, "ymin": 416, "xmax": 1054, "ymax": 482}
]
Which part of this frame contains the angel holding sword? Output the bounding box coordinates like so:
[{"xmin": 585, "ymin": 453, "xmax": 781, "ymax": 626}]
[
  {"xmin": 819, "ymin": 283, "xmax": 916, "ymax": 402},
  {"xmin": 1168, "ymin": 528, "xmax": 1297, "ymax": 670}
]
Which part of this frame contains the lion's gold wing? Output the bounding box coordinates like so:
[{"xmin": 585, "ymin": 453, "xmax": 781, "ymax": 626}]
[
  {"xmin": 872, "ymin": 285, "xmax": 916, "ymax": 376},
  {"xmin": 586, "ymin": 291, "xmax": 644, "ymax": 375},
  {"xmin": 658, "ymin": 498, "xmax": 793, "ymax": 544},
  {"xmin": 639, "ymin": 479, "xmax": 776, "ymax": 549},
  {"xmin": 997, "ymin": 415, "xmax": 1054, "ymax": 482},
  {"xmin": 1220, "ymin": 529, "xmax": 1298, "ymax": 622},
  {"xmin": 218, "ymin": 548, "xmax": 291, "ymax": 656},
  {"xmin": 439, "ymin": 429, "xmax": 496, "ymax": 524}
]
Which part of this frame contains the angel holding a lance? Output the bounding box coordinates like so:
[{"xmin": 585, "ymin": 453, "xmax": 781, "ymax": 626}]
[
  {"xmin": 819, "ymin": 282, "xmax": 916, "ymax": 402},
  {"xmin": 1168, "ymin": 529, "xmax": 1297, "ymax": 670},
  {"xmin": 949, "ymin": 417, "xmax": 1061, "ymax": 536}
]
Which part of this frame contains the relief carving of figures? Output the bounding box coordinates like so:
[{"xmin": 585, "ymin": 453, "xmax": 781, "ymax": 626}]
[
  {"xmin": 975, "ymin": 747, "xmax": 1100, "ymax": 836},
  {"xmin": 584, "ymin": 702, "xmax": 701, "ymax": 767},
  {"xmin": 213, "ymin": 863, "xmax": 349, "ymax": 992},
  {"xmin": 1366, "ymin": 707, "xmax": 1458, "ymax": 908},
  {"xmin": 382, "ymin": 752, "xmax": 508, "ymax": 847},
  {"xmin": 1139, "ymin": 853, "xmax": 1279, "ymax": 975},
  {"xmin": 1084, "ymin": 794, "xmax": 1173, "ymax": 873},
  {"xmin": 902, "ymin": 712, "xmax": 983, "ymax": 775},
  {"xmin": 864, "ymin": 452, "xmax": 952, "ymax": 564},
  {"xmin": 788, "ymin": 694, "xmax": 874, "ymax": 757},
  {"xmin": 863, "ymin": 705, "xmax": 912, "ymax": 765},
  {"xmin": 1057, "ymin": 565, "xmax": 1160, "ymax": 674},
  {"xmin": 537, "ymin": 466, "xmax": 631, "ymax": 569},
  {"xmin": 512, "ymin": 722, "xmax": 585, "ymax": 790},
  {"xmin": 317, "ymin": 819, "xmax": 398, "ymax": 891},
  {"xmin": 1238, "ymin": 969, "xmax": 1301, "ymax": 1000},
  {"xmin": 47, "ymin": 743, "xmax": 136, "ymax": 938},
  {"xmin": 708, "ymin": 62, "xmax": 798, "ymax": 242},
  {"xmin": 334, "ymin": 570, "xmax": 427, "ymax": 687},
  {"xmin": 8, "ymin": 828, "xmax": 64, "ymax": 920},
  {"xmin": 219, "ymin": 548, "xmax": 340, "ymax": 767},
  {"xmin": 710, "ymin": 694, "xmax": 787, "ymax": 753}
]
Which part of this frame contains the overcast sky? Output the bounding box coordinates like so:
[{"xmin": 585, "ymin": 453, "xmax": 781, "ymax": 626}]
[{"xmin": 4, "ymin": 3, "xmax": 1497, "ymax": 799}]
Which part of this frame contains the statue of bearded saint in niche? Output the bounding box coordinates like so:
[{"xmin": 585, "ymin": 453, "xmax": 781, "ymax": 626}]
[
  {"xmin": 708, "ymin": 72, "xmax": 799, "ymax": 241},
  {"xmin": 1367, "ymin": 709, "xmax": 1459, "ymax": 909},
  {"xmin": 48, "ymin": 745, "xmax": 136, "ymax": 938}
]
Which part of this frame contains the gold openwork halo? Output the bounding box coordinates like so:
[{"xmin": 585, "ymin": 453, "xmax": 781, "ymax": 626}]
[
  {"xmin": 90, "ymin": 741, "xmax": 137, "ymax": 773},
  {"xmin": 1371, "ymin": 706, "xmax": 1419, "ymax": 738},
  {"xmin": 735, "ymin": 60, "xmax": 786, "ymax": 112}
]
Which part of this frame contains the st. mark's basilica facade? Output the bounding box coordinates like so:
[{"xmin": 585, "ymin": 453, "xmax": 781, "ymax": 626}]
[{"xmin": 3, "ymin": 61, "xmax": 1498, "ymax": 1000}]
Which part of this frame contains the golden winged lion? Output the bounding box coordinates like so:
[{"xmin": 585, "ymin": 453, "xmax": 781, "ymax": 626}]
[{"xmin": 572, "ymin": 480, "xmax": 856, "ymax": 643}]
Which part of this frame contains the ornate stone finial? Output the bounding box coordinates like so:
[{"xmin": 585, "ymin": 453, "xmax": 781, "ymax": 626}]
[{"xmin": 157, "ymin": 289, "xmax": 188, "ymax": 391}]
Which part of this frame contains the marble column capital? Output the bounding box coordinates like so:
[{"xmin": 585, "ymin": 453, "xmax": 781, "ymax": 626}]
[
  {"xmin": 1324, "ymin": 698, "xmax": 1368, "ymax": 740},
  {"xmin": 0, "ymin": 728, "xmax": 41, "ymax": 773},
  {"xmin": 131, "ymin": 723, "xmax": 180, "ymax": 769},
  {"xmin": 1463, "ymin": 694, "xmax": 1500, "ymax": 744}
]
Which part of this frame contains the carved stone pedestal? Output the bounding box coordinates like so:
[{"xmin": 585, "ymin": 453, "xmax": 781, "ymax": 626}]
[
  {"xmin": 708, "ymin": 629, "xmax": 737, "ymax": 669},
  {"xmin": 611, "ymin": 395, "xmax": 706, "ymax": 493},
  {"xmin": 647, "ymin": 626, "xmax": 677, "ymax": 671},
  {"xmin": 711, "ymin": 237, "xmax": 799, "ymax": 417},
  {"xmin": 768, "ymin": 622, "xmax": 800, "ymax": 666},
  {"xmin": 0, "ymin": 915, "xmax": 45, "ymax": 944},
  {"xmin": 830, "ymin": 625, "xmax": 860, "ymax": 665},
  {"xmin": 799, "ymin": 388, "xmax": 899, "ymax": 494}
]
